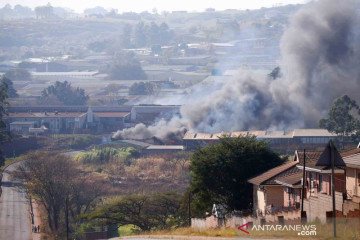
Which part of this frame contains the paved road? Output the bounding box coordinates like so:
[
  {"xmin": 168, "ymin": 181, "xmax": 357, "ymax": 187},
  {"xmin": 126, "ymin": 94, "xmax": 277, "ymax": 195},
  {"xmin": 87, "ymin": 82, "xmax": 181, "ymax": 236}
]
[
  {"xmin": 0, "ymin": 162, "xmax": 31, "ymax": 240},
  {"xmin": 114, "ymin": 236, "xmax": 282, "ymax": 240}
]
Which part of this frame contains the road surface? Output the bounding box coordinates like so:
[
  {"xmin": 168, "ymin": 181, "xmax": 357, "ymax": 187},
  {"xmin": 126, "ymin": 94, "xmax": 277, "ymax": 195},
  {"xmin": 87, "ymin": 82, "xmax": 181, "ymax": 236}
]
[
  {"xmin": 115, "ymin": 236, "xmax": 284, "ymax": 240},
  {"xmin": 0, "ymin": 162, "xmax": 31, "ymax": 240}
]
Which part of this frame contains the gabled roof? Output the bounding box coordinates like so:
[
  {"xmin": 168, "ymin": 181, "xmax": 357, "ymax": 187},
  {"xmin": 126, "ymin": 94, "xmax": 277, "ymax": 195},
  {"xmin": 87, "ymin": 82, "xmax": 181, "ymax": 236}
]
[
  {"xmin": 342, "ymin": 152, "xmax": 360, "ymax": 169},
  {"xmin": 316, "ymin": 142, "xmax": 345, "ymax": 167},
  {"xmin": 248, "ymin": 161, "xmax": 298, "ymax": 185},
  {"xmin": 295, "ymin": 146, "xmax": 358, "ymax": 171}
]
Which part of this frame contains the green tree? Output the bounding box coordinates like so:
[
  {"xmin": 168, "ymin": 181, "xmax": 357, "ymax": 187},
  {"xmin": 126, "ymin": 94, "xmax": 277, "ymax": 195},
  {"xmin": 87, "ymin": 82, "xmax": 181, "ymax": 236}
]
[
  {"xmin": 109, "ymin": 53, "xmax": 147, "ymax": 80},
  {"xmin": 189, "ymin": 135, "xmax": 284, "ymax": 215},
  {"xmin": 4, "ymin": 68, "xmax": 32, "ymax": 82},
  {"xmin": 129, "ymin": 82, "xmax": 154, "ymax": 95},
  {"xmin": 40, "ymin": 81, "xmax": 89, "ymax": 105},
  {"xmin": 121, "ymin": 24, "xmax": 133, "ymax": 49},
  {"xmin": 35, "ymin": 3, "xmax": 53, "ymax": 19},
  {"xmin": 1, "ymin": 76, "xmax": 18, "ymax": 98},
  {"xmin": 12, "ymin": 152, "xmax": 107, "ymax": 236},
  {"xmin": 319, "ymin": 95, "xmax": 360, "ymax": 140},
  {"xmin": 82, "ymin": 191, "xmax": 182, "ymax": 231},
  {"xmin": 0, "ymin": 80, "xmax": 10, "ymax": 166},
  {"xmin": 134, "ymin": 22, "xmax": 147, "ymax": 47}
]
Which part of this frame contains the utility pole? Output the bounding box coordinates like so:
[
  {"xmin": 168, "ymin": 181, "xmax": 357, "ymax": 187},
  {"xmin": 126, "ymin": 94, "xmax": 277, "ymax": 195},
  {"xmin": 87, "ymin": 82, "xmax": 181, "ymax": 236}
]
[
  {"xmin": 188, "ymin": 192, "xmax": 191, "ymax": 226},
  {"xmin": 66, "ymin": 195, "xmax": 69, "ymax": 240},
  {"xmin": 330, "ymin": 141, "xmax": 337, "ymax": 238},
  {"xmin": 301, "ymin": 149, "xmax": 306, "ymax": 224}
]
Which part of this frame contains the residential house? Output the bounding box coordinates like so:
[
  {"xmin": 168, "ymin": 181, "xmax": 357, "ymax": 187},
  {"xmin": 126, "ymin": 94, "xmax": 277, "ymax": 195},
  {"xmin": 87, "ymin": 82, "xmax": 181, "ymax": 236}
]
[
  {"xmin": 248, "ymin": 160, "xmax": 301, "ymax": 218},
  {"xmin": 249, "ymin": 143, "xmax": 360, "ymax": 224},
  {"xmin": 342, "ymin": 148, "xmax": 360, "ymax": 217}
]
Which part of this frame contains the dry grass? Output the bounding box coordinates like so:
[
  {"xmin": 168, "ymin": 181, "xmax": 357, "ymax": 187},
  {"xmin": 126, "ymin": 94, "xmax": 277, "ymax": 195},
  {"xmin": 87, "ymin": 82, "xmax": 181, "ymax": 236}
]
[
  {"xmin": 147, "ymin": 220, "xmax": 360, "ymax": 240},
  {"xmin": 77, "ymin": 152, "xmax": 191, "ymax": 195}
]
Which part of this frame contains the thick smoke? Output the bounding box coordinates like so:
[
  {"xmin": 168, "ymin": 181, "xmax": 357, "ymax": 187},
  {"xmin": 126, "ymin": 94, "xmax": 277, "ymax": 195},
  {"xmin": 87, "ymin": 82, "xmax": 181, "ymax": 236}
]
[{"xmin": 114, "ymin": 0, "xmax": 360, "ymax": 140}]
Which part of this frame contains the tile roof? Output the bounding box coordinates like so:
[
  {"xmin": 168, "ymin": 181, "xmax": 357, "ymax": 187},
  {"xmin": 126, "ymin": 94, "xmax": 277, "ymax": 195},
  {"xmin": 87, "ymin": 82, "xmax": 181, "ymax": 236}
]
[
  {"xmin": 343, "ymin": 153, "xmax": 360, "ymax": 168},
  {"xmin": 275, "ymin": 171, "xmax": 303, "ymax": 188},
  {"xmin": 263, "ymin": 165, "xmax": 301, "ymax": 185},
  {"xmin": 248, "ymin": 161, "xmax": 298, "ymax": 185},
  {"xmin": 296, "ymin": 147, "xmax": 360, "ymax": 170}
]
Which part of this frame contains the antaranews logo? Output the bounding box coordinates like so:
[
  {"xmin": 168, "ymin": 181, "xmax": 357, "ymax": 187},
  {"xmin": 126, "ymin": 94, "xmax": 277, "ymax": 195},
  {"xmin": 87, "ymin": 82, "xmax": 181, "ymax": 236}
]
[{"xmin": 236, "ymin": 223, "xmax": 317, "ymax": 236}]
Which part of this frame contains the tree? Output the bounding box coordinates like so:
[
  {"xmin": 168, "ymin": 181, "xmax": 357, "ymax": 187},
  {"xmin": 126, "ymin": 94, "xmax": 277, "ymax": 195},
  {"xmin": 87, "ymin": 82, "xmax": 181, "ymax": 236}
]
[
  {"xmin": 120, "ymin": 24, "xmax": 133, "ymax": 49},
  {"xmin": 189, "ymin": 135, "xmax": 285, "ymax": 215},
  {"xmin": 108, "ymin": 53, "xmax": 147, "ymax": 80},
  {"xmin": 1, "ymin": 76, "xmax": 18, "ymax": 98},
  {"xmin": 12, "ymin": 152, "xmax": 107, "ymax": 236},
  {"xmin": 40, "ymin": 81, "xmax": 89, "ymax": 105},
  {"xmin": 0, "ymin": 81, "xmax": 10, "ymax": 166},
  {"xmin": 83, "ymin": 191, "xmax": 182, "ymax": 231},
  {"xmin": 319, "ymin": 95, "xmax": 360, "ymax": 140},
  {"xmin": 134, "ymin": 22, "xmax": 147, "ymax": 47},
  {"xmin": 129, "ymin": 82, "xmax": 154, "ymax": 95},
  {"xmin": 13, "ymin": 152, "xmax": 76, "ymax": 233},
  {"xmin": 4, "ymin": 68, "xmax": 32, "ymax": 82},
  {"xmin": 35, "ymin": 3, "xmax": 53, "ymax": 19}
]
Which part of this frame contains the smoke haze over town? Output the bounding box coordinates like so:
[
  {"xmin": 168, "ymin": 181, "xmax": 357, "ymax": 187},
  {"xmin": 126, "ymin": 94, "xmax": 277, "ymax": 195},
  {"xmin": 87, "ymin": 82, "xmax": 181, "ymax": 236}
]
[
  {"xmin": 114, "ymin": 0, "xmax": 360, "ymax": 139},
  {"xmin": 0, "ymin": 0, "xmax": 308, "ymax": 13}
]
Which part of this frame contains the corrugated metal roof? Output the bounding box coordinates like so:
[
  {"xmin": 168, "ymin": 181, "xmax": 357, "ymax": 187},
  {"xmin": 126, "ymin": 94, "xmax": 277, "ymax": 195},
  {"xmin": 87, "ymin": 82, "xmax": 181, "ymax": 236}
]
[
  {"xmin": 10, "ymin": 121, "xmax": 36, "ymax": 125},
  {"xmin": 195, "ymin": 133, "xmax": 213, "ymax": 140},
  {"xmin": 94, "ymin": 112, "xmax": 130, "ymax": 118},
  {"xmin": 293, "ymin": 129, "xmax": 337, "ymax": 137},
  {"xmin": 5, "ymin": 112, "xmax": 86, "ymax": 118},
  {"xmin": 146, "ymin": 145, "xmax": 184, "ymax": 150},
  {"xmin": 248, "ymin": 131, "xmax": 266, "ymax": 137},
  {"xmin": 231, "ymin": 131, "xmax": 248, "ymax": 137},
  {"xmin": 182, "ymin": 129, "xmax": 338, "ymax": 140},
  {"xmin": 183, "ymin": 132, "xmax": 196, "ymax": 140}
]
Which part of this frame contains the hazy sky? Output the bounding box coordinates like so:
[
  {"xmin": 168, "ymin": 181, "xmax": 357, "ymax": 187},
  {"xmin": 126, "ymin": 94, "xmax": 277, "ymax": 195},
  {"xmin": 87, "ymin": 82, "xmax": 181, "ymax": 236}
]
[{"xmin": 1, "ymin": 0, "xmax": 308, "ymax": 13}]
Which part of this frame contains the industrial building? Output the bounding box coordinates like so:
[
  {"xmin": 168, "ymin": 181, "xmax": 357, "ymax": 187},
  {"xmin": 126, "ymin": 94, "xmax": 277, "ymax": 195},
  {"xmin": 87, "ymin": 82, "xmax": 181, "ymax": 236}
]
[
  {"xmin": 183, "ymin": 129, "xmax": 338, "ymax": 150},
  {"xmin": 5, "ymin": 105, "xmax": 180, "ymax": 134}
]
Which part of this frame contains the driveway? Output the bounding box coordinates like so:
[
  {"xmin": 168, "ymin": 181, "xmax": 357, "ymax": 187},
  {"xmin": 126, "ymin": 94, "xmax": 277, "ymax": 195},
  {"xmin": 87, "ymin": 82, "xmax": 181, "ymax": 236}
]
[{"xmin": 0, "ymin": 162, "xmax": 31, "ymax": 240}]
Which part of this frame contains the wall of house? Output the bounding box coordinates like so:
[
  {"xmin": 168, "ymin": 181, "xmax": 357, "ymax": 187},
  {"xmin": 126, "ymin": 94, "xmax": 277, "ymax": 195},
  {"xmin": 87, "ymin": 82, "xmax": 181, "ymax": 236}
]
[
  {"xmin": 265, "ymin": 186, "xmax": 284, "ymax": 208},
  {"xmin": 322, "ymin": 174, "xmax": 331, "ymax": 195},
  {"xmin": 303, "ymin": 191, "xmax": 343, "ymax": 223},
  {"xmin": 283, "ymin": 188, "xmax": 301, "ymax": 207},
  {"xmin": 307, "ymin": 172, "xmax": 341, "ymax": 198},
  {"xmin": 257, "ymin": 188, "xmax": 265, "ymax": 213},
  {"xmin": 346, "ymin": 168, "xmax": 358, "ymax": 197}
]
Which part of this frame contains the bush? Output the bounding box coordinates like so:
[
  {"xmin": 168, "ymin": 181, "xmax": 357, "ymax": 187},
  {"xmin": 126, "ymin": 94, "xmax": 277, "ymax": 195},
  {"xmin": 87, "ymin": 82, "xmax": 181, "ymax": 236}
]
[
  {"xmin": 69, "ymin": 135, "xmax": 102, "ymax": 149},
  {"xmin": 74, "ymin": 147, "xmax": 140, "ymax": 165}
]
